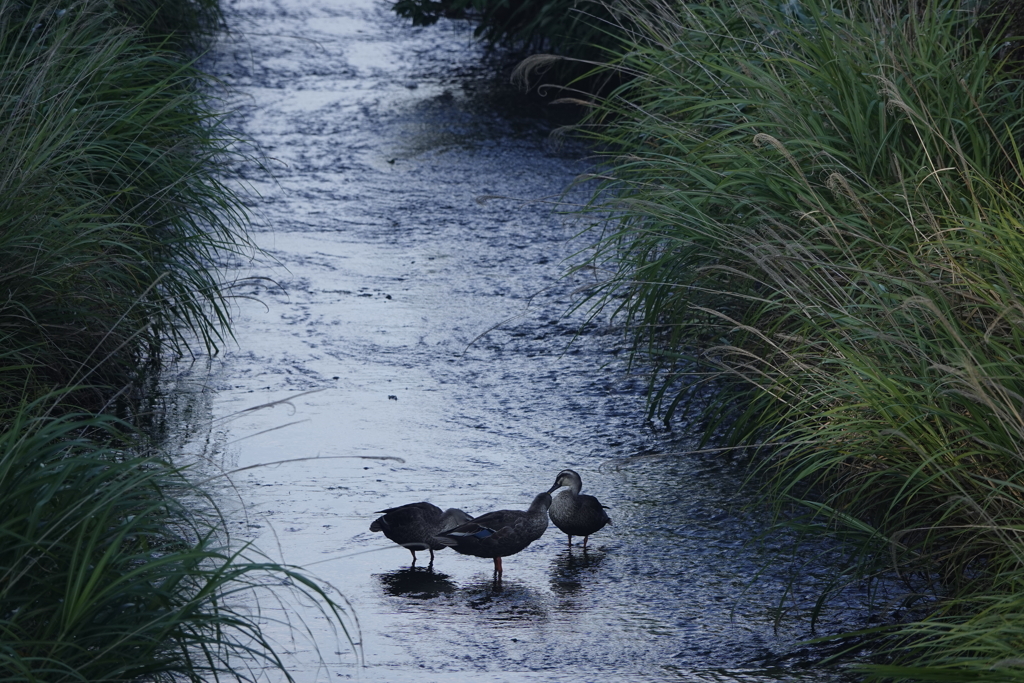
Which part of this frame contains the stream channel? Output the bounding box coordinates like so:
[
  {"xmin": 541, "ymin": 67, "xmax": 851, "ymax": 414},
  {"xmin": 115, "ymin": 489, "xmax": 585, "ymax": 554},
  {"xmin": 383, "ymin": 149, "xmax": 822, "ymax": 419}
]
[{"xmin": 158, "ymin": 0, "xmax": 889, "ymax": 680}]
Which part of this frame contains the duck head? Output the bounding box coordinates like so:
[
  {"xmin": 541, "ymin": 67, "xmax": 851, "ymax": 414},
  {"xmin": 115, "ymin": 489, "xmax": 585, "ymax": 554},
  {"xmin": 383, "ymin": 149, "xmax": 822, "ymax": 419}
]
[{"xmin": 547, "ymin": 469, "xmax": 583, "ymax": 494}]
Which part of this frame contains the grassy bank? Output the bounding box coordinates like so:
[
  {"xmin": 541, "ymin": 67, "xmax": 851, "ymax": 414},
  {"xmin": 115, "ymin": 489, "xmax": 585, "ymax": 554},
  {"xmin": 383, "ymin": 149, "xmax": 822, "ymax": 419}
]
[
  {"xmin": 0, "ymin": 400, "xmax": 349, "ymax": 681},
  {"xmin": 392, "ymin": 0, "xmax": 629, "ymax": 91},
  {"xmin": 0, "ymin": 0, "xmax": 251, "ymax": 416},
  {"xmin": 570, "ymin": 0, "xmax": 1024, "ymax": 678},
  {"xmin": 0, "ymin": 0, "xmax": 349, "ymax": 679},
  {"xmin": 393, "ymin": 0, "xmax": 614, "ymax": 50}
]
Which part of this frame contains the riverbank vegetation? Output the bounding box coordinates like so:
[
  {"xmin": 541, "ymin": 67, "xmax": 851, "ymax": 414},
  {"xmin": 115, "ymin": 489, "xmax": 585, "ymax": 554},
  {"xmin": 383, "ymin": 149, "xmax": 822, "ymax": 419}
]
[
  {"xmin": 562, "ymin": 0, "xmax": 1024, "ymax": 679},
  {"xmin": 392, "ymin": 0, "xmax": 626, "ymax": 91},
  {"xmin": 392, "ymin": 0, "xmax": 613, "ymax": 51},
  {"xmin": 0, "ymin": 0, "xmax": 250, "ymax": 417},
  {"xmin": 0, "ymin": 0, "xmax": 348, "ymax": 678}
]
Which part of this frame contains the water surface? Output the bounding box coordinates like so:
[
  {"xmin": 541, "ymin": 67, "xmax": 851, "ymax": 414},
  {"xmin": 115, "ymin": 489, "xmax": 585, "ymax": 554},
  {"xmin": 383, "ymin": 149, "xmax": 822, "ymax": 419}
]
[{"xmin": 159, "ymin": 1, "xmax": 883, "ymax": 680}]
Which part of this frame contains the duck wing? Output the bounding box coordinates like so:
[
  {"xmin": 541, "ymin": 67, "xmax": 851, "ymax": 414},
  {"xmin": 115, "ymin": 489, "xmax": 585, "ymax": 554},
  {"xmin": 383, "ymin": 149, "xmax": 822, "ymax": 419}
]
[
  {"xmin": 439, "ymin": 507, "xmax": 473, "ymax": 532},
  {"xmin": 373, "ymin": 501, "xmax": 442, "ymax": 518},
  {"xmin": 434, "ymin": 520, "xmax": 499, "ymax": 544},
  {"xmin": 369, "ymin": 502, "xmax": 441, "ymax": 534},
  {"xmin": 551, "ymin": 493, "xmax": 610, "ymax": 535},
  {"xmin": 434, "ymin": 509, "xmax": 523, "ymax": 549}
]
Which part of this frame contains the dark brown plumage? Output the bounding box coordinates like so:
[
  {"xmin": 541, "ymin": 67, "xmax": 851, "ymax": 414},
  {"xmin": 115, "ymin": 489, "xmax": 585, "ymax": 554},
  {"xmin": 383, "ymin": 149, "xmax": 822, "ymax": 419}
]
[
  {"xmin": 434, "ymin": 492, "xmax": 551, "ymax": 576},
  {"xmin": 370, "ymin": 502, "xmax": 471, "ymax": 566}
]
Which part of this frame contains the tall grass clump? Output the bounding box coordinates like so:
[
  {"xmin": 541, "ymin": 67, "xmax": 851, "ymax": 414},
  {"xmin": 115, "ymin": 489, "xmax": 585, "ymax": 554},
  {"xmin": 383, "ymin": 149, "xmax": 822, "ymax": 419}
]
[
  {"xmin": 571, "ymin": 0, "xmax": 1024, "ymax": 677},
  {"xmin": 0, "ymin": 0, "xmax": 252, "ymax": 416},
  {"xmin": 392, "ymin": 0, "xmax": 633, "ymax": 92},
  {"xmin": 0, "ymin": 398, "xmax": 351, "ymax": 681},
  {"xmin": 0, "ymin": 0, "xmax": 354, "ymax": 679}
]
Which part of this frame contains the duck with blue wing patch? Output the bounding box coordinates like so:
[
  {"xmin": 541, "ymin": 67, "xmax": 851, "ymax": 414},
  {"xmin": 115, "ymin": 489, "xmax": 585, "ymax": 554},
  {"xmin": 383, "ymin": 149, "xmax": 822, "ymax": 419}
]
[{"xmin": 435, "ymin": 492, "xmax": 551, "ymax": 577}]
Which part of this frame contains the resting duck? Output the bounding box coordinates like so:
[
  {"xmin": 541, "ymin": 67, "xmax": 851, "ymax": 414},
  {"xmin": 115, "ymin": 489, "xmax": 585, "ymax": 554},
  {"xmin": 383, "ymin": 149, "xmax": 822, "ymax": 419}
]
[
  {"xmin": 370, "ymin": 502, "xmax": 472, "ymax": 567},
  {"xmin": 435, "ymin": 492, "xmax": 551, "ymax": 577},
  {"xmin": 547, "ymin": 469, "xmax": 611, "ymax": 550}
]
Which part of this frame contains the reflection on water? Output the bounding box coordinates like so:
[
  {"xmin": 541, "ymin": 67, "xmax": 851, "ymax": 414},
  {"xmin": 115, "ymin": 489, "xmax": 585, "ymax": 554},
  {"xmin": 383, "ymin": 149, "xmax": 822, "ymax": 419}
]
[
  {"xmin": 376, "ymin": 567, "xmax": 458, "ymax": 599},
  {"xmin": 377, "ymin": 568, "xmax": 551, "ymax": 624},
  {"xmin": 461, "ymin": 580, "xmax": 548, "ymax": 623},
  {"xmin": 549, "ymin": 548, "xmax": 606, "ymax": 597}
]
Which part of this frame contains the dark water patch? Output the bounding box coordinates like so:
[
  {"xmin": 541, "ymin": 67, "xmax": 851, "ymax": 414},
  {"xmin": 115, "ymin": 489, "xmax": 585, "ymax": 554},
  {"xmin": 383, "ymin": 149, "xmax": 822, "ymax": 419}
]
[{"xmin": 377, "ymin": 567, "xmax": 460, "ymax": 599}]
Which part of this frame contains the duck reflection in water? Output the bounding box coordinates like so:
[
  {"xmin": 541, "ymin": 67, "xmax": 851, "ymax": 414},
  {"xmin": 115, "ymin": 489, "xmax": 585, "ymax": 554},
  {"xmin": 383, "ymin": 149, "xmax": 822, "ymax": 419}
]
[
  {"xmin": 549, "ymin": 547, "xmax": 606, "ymax": 596},
  {"xmin": 375, "ymin": 567, "xmax": 458, "ymax": 599},
  {"xmin": 460, "ymin": 579, "xmax": 548, "ymax": 622}
]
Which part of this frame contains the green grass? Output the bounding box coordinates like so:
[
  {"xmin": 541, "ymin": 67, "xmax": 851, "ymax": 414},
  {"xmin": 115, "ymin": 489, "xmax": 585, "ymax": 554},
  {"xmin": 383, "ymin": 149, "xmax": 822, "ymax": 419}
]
[
  {"xmin": 570, "ymin": 0, "xmax": 1024, "ymax": 678},
  {"xmin": 0, "ymin": 0, "xmax": 354, "ymax": 679},
  {"xmin": 0, "ymin": 0, "xmax": 254, "ymax": 416},
  {"xmin": 0, "ymin": 398, "xmax": 352, "ymax": 682},
  {"xmin": 392, "ymin": 0, "xmax": 630, "ymax": 92}
]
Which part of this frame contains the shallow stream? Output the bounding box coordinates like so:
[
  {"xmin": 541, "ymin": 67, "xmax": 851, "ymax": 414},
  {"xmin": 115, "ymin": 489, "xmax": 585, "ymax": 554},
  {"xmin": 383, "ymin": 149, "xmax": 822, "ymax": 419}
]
[{"xmin": 159, "ymin": 1, "xmax": 884, "ymax": 680}]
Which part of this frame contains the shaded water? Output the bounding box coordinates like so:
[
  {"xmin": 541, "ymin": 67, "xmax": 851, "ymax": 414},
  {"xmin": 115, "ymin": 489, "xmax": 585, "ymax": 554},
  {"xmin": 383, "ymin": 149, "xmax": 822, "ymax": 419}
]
[{"xmin": 157, "ymin": 0, "xmax": 887, "ymax": 680}]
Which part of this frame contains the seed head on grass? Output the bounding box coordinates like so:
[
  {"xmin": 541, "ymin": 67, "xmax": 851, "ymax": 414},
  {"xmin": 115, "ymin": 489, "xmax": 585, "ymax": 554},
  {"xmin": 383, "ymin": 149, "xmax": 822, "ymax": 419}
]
[{"xmin": 570, "ymin": 0, "xmax": 1024, "ymax": 675}]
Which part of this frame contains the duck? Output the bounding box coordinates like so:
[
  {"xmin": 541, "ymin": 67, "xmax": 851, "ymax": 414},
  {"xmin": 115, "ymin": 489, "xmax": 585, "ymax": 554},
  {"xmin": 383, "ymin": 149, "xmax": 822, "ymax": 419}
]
[
  {"xmin": 434, "ymin": 492, "xmax": 551, "ymax": 577},
  {"xmin": 547, "ymin": 469, "xmax": 611, "ymax": 550},
  {"xmin": 370, "ymin": 502, "xmax": 472, "ymax": 567}
]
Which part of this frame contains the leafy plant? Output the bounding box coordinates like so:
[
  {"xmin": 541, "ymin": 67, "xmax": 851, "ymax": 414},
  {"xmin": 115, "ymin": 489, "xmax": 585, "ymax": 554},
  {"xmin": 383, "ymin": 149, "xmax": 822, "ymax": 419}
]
[{"xmin": 0, "ymin": 1, "xmax": 354, "ymax": 680}]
